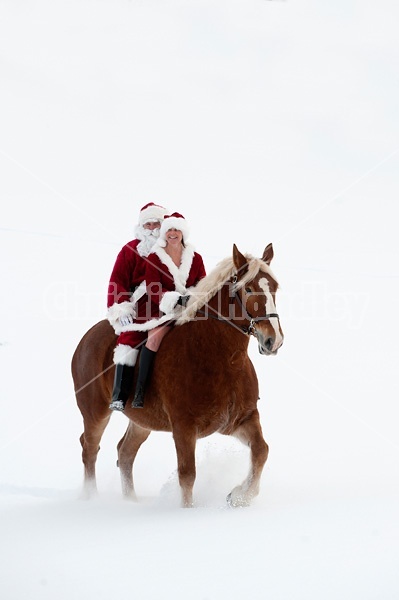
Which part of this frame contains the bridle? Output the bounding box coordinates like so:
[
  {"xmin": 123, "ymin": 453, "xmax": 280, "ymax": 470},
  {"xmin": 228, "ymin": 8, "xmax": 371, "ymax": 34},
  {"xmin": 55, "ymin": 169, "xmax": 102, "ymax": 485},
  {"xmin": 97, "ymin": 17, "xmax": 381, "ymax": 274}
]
[
  {"xmin": 196, "ymin": 274, "xmax": 280, "ymax": 338},
  {"xmin": 230, "ymin": 275, "xmax": 279, "ymax": 336}
]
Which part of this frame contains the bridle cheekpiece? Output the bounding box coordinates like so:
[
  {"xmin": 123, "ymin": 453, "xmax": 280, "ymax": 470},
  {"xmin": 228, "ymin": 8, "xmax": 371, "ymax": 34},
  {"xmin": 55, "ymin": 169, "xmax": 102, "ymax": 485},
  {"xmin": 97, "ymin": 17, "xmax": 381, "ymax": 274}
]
[{"xmin": 230, "ymin": 273, "xmax": 279, "ymax": 337}]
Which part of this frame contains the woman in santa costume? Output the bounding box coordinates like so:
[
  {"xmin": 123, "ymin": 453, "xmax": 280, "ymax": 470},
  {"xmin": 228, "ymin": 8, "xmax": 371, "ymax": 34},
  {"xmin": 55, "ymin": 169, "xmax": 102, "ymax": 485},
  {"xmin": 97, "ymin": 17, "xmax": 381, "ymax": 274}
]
[
  {"xmin": 107, "ymin": 202, "xmax": 169, "ymax": 411},
  {"xmin": 129, "ymin": 212, "xmax": 206, "ymax": 408}
]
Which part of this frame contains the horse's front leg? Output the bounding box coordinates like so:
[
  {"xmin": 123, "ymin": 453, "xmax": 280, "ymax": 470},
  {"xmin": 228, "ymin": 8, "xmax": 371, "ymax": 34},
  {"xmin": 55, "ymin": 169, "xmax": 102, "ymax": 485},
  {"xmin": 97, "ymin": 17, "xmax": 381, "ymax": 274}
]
[
  {"xmin": 80, "ymin": 414, "xmax": 111, "ymax": 499},
  {"xmin": 117, "ymin": 420, "xmax": 151, "ymax": 500},
  {"xmin": 172, "ymin": 425, "xmax": 197, "ymax": 508},
  {"xmin": 228, "ymin": 410, "xmax": 269, "ymax": 507}
]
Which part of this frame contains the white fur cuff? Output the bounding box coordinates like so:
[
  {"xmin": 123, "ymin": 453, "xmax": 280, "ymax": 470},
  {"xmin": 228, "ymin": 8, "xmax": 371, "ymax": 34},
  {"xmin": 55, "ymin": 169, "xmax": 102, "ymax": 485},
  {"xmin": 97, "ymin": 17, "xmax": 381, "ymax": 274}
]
[
  {"xmin": 113, "ymin": 345, "xmax": 139, "ymax": 366},
  {"xmin": 159, "ymin": 291, "xmax": 181, "ymax": 314},
  {"xmin": 107, "ymin": 301, "xmax": 136, "ymax": 330}
]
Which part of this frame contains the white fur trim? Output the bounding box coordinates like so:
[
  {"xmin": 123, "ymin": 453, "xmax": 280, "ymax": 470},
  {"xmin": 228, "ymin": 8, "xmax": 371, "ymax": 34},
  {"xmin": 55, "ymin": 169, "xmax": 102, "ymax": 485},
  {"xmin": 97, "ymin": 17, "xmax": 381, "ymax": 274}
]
[
  {"xmin": 121, "ymin": 310, "xmax": 184, "ymax": 332},
  {"xmin": 113, "ymin": 345, "xmax": 139, "ymax": 366},
  {"xmin": 151, "ymin": 243, "xmax": 195, "ymax": 294},
  {"xmin": 158, "ymin": 216, "xmax": 190, "ymax": 247},
  {"xmin": 131, "ymin": 281, "xmax": 146, "ymax": 304},
  {"xmin": 108, "ymin": 284, "xmax": 146, "ymax": 333},
  {"xmin": 139, "ymin": 204, "xmax": 168, "ymax": 225},
  {"xmin": 160, "ymin": 291, "xmax": 180, "ymax": 314},
  {"xmin": 114, "ymin": 242, "xmax": 195, "ymax": 334},
  {"xmin": 107, "ymin": 301, "xmax": 136, "ymax": 331}
]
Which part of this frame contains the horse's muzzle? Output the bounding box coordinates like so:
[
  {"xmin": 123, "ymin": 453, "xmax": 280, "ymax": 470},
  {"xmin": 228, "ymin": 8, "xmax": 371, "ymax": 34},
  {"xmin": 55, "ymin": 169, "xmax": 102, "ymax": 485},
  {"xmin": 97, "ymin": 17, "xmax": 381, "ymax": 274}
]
[{"xmin": 258, "ymin": 336, "xmax": 283, "ymax": 356}]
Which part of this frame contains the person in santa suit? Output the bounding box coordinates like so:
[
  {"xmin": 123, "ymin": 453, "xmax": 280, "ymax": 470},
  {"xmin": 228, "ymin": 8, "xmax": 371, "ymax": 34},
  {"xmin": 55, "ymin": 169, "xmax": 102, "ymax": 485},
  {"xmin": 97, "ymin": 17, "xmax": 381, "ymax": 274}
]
[
  {"xmin": 107, "ymin": 202, "xmax": 169, "ymax": 411},
  {"xmin": 130, "ymin": 212, "xmax": 207, "ymax": 408}
]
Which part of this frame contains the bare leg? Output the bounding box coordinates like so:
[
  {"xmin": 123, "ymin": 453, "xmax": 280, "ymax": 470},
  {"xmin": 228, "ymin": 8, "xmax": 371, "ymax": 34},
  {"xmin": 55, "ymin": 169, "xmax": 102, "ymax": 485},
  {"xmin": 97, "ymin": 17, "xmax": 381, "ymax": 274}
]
[
  {"xmin": 117, "ymin": 421, "xmax": 151, "ymax": 499},
  {"xmin": 228, "ymin": 411, "xmax": 269, "ymax": 507},
  {"xmin": 146, "ymin": 324, "xmax": 171, "ymax": 351}
]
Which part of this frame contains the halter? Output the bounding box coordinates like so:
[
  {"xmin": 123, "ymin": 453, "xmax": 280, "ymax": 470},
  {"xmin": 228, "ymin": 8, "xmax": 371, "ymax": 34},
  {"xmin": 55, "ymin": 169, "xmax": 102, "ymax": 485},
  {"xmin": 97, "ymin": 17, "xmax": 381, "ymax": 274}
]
[
  {"xmin": 196, "ymin": 273, "xmax": 279, "ymax": 338},
  {"xmin": 230, "ymin": 275, "xmax": 279, "ymax": 337}
]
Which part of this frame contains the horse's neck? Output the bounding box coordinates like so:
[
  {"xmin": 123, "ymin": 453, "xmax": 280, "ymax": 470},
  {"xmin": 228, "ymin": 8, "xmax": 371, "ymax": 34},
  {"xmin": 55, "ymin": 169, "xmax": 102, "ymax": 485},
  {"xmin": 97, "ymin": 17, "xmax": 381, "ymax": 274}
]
[{"xmin": 206, "ymin": 285, "xmax": 249, "ymax": 347}]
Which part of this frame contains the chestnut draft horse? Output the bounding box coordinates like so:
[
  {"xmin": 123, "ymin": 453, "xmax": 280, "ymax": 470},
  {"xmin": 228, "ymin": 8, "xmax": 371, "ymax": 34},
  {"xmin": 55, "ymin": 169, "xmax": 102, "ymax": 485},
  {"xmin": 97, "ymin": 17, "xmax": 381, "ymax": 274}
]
[{"xmin": 72, "ymin": 244, "xmax": 284, "ymax": 507}]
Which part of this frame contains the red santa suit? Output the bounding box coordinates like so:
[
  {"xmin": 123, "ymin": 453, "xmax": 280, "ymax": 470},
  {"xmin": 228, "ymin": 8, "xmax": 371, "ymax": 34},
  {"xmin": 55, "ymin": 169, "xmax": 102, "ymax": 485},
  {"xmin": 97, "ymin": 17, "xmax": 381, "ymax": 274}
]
[
  {"xmin": 120, "ymin": 213, "xmax": 206, "ymax": 332},
  {"xmin": 135, "ymin": 244, "xmax": 206, "ymax": 328},
  {"xmin": 107, "ymin": 202, "xmax": 168, "ymax": 365}
]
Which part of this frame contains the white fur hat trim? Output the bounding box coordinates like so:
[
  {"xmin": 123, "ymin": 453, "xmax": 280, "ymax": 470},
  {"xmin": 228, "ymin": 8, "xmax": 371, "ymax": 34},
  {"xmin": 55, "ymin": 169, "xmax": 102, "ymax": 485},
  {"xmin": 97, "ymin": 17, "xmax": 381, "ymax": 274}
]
[
  {"xmin": 158, "ymin": 213, "xmax": 190, "ymax": 247},
  {"xmin": 139, "ymin": 202, "xmax": 168, "ymax": 225}
]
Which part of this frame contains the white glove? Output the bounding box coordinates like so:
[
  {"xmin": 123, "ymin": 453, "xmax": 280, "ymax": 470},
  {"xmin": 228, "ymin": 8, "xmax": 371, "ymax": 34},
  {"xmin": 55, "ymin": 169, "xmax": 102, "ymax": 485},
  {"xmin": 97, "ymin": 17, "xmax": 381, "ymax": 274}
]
[{"xmin": 119, "ymin": 313, "xmax": 134, "ymax": 327}]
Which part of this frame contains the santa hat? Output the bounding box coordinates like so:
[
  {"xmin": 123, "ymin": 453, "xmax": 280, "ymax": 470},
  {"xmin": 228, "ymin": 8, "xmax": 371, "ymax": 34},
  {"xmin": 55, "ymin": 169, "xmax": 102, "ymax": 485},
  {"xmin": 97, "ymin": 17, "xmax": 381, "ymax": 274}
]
[
  {"xmin": 157, "ymin": 212, "xmax": 190, "ymax": 247},
  {"xmin": 138, "ymin": 202, "xmax": 168, "ymax": 225}
]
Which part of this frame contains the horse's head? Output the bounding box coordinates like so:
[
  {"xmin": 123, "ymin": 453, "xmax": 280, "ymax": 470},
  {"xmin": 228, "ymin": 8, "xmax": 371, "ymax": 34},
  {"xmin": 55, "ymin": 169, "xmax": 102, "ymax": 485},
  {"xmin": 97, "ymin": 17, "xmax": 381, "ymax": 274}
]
[{"xmin": 232, "ymin": 244, "xmax": 284, "ymax": 355}]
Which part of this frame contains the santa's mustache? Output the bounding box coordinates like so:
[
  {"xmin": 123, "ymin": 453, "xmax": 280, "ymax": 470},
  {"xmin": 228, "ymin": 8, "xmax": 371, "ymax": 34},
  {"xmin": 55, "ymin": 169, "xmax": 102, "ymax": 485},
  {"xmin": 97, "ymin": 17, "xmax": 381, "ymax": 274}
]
[{"xmin": 142, "ymin": 228, "xmax": 160, "ymax": 237}]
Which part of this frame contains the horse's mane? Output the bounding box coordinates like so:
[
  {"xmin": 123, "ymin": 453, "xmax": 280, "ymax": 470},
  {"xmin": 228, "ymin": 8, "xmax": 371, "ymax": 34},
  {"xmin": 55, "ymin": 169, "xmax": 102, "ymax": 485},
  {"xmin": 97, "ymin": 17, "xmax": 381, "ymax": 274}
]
[{"xmin": 177, "ymin": 253, "xmax": 277, "ymax": 325}]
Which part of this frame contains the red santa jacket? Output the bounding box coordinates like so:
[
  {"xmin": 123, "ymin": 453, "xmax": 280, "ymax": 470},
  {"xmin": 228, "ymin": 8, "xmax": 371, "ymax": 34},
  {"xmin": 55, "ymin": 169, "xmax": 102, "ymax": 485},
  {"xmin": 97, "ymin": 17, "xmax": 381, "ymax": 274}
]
[
  {"xmin": 134, "ymin": 243, "xmax": 206, "ymax": 324},
  {"xmin": 107, "ymin": 239, "xmax": 147, "ymax": 328}
]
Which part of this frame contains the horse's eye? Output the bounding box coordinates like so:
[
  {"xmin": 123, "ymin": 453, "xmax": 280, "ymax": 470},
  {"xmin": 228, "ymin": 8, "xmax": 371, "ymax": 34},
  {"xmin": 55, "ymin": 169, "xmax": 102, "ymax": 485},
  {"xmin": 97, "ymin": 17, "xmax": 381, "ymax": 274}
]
[{"xmin": 245, "ymin": 287, "xmax": 252, "ymax": 294}]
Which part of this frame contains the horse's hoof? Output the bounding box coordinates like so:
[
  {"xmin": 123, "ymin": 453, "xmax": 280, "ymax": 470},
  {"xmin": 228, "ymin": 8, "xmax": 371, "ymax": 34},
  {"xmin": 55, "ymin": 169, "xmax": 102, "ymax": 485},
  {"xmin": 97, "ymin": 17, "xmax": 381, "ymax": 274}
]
[
  {"xmin": 123, "ymin": 493, "xmax": 138, "ymax": 502},
  {"xmin": 80, "ymin": 486, "xmax": 98, "ymax": 501},
  {"xmin": 226, "ymin": 491, "xmax": 250, "ymax": 508}
]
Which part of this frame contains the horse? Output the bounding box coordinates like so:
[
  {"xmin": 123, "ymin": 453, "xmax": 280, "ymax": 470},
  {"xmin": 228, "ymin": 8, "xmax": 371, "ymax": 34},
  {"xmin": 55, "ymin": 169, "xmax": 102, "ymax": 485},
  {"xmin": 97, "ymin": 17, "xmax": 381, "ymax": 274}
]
[{"xmin": 71, "ymin": 243, "xmax": 284, "ymax": 507}]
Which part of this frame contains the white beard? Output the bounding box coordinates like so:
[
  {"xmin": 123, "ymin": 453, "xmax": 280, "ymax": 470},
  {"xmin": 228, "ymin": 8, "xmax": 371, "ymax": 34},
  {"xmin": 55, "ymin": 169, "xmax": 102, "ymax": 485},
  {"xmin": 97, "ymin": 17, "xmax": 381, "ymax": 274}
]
[{"xmin": 135, "ymin": 225, "xmax": 160, "ymax": 257}]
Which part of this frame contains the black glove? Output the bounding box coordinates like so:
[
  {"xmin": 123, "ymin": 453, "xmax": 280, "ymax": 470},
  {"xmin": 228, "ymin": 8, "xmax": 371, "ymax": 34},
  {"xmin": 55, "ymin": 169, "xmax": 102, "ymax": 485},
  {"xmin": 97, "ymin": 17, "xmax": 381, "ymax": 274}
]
[{"xmin": 177, "ymin": 295, "xmax": 190, "ymax": 307}]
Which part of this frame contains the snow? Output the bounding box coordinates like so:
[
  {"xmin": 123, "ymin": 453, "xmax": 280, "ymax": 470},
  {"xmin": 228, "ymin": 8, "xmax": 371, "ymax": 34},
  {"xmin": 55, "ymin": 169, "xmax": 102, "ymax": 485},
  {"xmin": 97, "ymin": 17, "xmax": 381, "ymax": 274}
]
[{"xmin": 1, "ymin": 0, "xmax": 399, "ymax": 598}]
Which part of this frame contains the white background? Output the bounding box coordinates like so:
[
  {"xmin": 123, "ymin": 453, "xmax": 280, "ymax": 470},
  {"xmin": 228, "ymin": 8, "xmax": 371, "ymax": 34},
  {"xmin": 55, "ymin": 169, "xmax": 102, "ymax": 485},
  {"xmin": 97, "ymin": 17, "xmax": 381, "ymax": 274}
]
[{"xmin": 1, "ymin": 1, "xmax": 399, "ymax": 598}]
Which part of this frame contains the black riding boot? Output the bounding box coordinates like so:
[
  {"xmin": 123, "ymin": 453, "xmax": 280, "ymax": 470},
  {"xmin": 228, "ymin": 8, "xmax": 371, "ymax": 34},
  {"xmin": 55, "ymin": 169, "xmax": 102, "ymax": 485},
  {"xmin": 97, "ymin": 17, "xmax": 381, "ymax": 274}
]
[
  {"xmin": 132, "ymin": 347, "xmax": 156, "ymax": 408},
  {"xmin": 109, "ymin": 364, "xmax": 135, "ymax": 411}
]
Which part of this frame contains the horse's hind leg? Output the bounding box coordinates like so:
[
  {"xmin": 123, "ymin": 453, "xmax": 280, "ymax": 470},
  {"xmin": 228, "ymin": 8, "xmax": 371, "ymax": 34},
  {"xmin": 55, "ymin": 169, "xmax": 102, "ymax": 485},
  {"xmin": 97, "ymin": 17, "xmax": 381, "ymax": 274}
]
[
  {"xmin": 117, "ymin": 421, "xmax": 151, "ymax": 500},
  {"xmin": 228, "ymin": 410, "xmax": 269, "ymax": 507},
  {"xmin": 80, "ymin": 414, "xmax": 111, "ymax": 498},
  {"xmin": 173, "ymin": 425, "xmax": 197, "ymax": 508}
]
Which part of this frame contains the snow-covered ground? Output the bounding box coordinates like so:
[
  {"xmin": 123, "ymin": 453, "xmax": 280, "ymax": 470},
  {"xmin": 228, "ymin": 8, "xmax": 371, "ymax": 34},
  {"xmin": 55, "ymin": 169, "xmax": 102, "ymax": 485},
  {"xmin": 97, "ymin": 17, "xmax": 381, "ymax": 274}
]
[{"xmin": 1, "ymin": 1, "xmax": 399, "ymax": 598}]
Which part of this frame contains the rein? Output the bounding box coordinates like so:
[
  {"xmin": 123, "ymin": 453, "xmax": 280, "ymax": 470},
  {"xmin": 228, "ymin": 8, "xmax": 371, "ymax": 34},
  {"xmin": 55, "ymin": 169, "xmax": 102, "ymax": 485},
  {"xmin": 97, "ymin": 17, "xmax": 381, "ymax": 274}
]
[{"xmin": 196, "ymin": 275, "xmax": 279, "ymax": 337}]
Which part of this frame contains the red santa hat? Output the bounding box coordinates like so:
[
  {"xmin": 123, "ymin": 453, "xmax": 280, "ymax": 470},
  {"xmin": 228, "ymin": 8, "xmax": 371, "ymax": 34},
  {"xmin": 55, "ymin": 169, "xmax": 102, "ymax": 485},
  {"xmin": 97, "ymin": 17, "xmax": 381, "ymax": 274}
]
[
  {"xmin": 157, "ymin": 212, "xmax": 190, "ymax": 247},
  {"xmin": 138, "ymin": 202, "xmax": 168, "ymax": 225}
]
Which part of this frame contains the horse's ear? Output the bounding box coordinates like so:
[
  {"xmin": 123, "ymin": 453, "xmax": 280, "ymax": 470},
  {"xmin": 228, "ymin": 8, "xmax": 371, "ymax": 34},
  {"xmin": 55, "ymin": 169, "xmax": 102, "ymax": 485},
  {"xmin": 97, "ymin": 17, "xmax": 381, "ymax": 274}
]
[
  {"xmin": 233, "ymin": 244, "xmax": 249, "ymax": 276},
  {"xmin": 262, "ymin": 243, "xmax": 274, "ymax": 265}
]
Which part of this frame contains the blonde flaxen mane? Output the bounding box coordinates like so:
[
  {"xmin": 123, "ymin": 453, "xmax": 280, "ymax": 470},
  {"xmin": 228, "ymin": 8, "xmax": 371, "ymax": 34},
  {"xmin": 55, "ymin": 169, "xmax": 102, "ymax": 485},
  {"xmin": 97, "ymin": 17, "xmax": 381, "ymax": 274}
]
[{"xmin": 177, "ymin": 253, "xmax": 277, "ymax": 325}]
